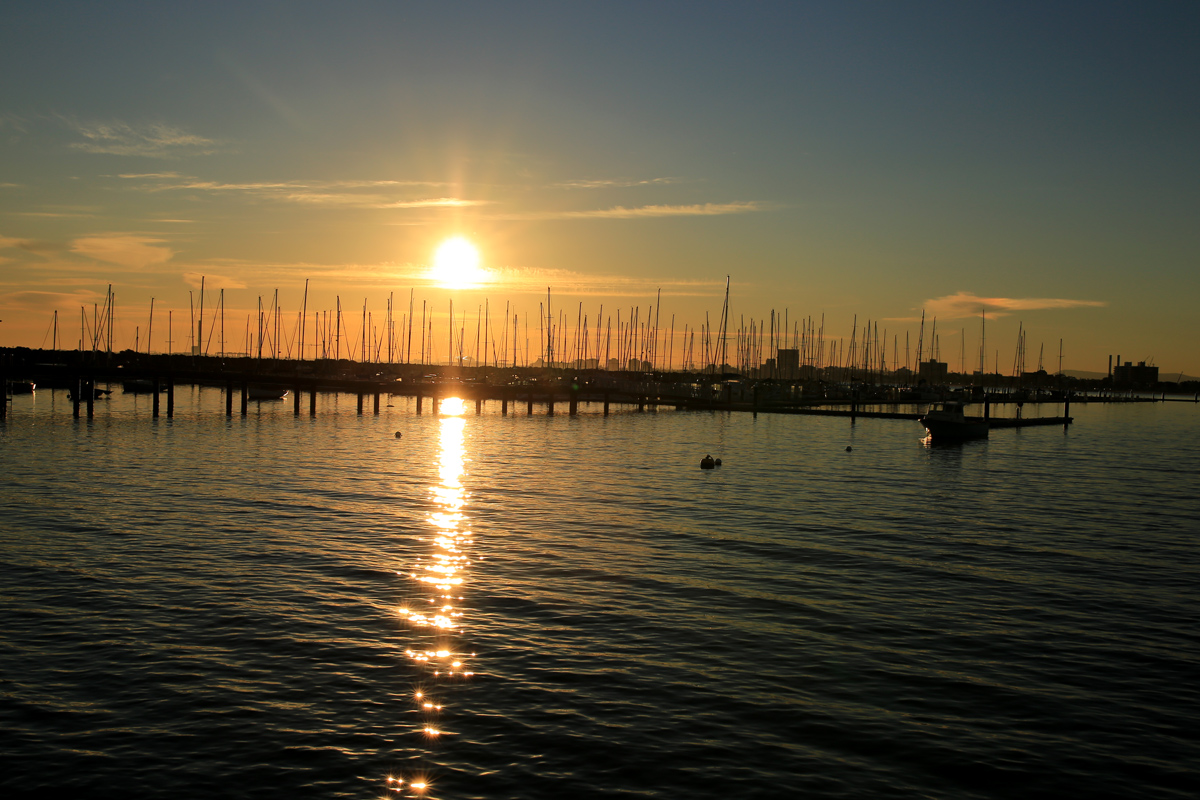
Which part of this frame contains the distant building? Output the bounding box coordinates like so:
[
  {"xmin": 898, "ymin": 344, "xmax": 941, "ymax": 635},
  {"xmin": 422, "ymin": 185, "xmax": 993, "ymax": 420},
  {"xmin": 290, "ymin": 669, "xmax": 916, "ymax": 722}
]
[
  {"xmin": 1113, "ymin": 361, "xmax": 1158, "ymax": 388},
  {"xmin": 777, "ymin": 348, "xmax": 800, "ymax": 378},
  {"xmin": 918, "ymin": 359, "xmax": 948, "ymax": 383}
]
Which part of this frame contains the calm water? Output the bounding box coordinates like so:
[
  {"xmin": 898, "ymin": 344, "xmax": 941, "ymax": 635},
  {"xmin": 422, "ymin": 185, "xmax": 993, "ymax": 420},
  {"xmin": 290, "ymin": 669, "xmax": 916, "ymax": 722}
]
[{"xmin": 1, "ymin": 389, "xmax": 1198, "ymax": 799}]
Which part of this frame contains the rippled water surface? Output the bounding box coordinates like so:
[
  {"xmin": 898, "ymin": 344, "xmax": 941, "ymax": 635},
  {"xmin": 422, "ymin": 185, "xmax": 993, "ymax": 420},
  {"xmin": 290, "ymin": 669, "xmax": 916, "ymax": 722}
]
[{"xmin": 2, "ymin": 389, "xmax": 1198, "ymax": 799}]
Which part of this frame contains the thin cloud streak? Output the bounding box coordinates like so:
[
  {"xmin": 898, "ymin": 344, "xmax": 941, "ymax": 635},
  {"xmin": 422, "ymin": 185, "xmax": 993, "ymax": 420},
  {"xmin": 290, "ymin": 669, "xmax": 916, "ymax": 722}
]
[
  {"xmin": 896, "ymin": 291, "xmax": 1108, "ymax": 321},
  {"xmin": 64, "ymin": 118, "xmax": 219, "ymax": 158},
  {"xmin": 117, "ymin": 174, "xmax": 475, "ymax": 209},
  {"xmin": 71, "ymin": 234, "xmax": 174, "ymax": 270},
  {"xmin": 183, "ymin": 272, "xmax": 246, "ymax": 290},
  {"xmin": 490, "ymin": 201, "xmax": 766, "ymax": 221},
  {"xmin": 555, "ymin": 177, "xmax": 681, "ymax": 190},
  {"xmin": 0, "ymin": 235, "xmax": 60, "ymax": 256}
]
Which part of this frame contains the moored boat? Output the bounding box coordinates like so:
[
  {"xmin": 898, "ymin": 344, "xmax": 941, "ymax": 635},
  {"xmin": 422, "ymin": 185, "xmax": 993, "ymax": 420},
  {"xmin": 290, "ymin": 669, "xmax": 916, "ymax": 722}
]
[
  {"xmin": 919, "ymin": 400, "xmax": 989, "ymax": 441},
  {"xmin": 247, "ymin": 386, "xmax": 288, "ymax": 400}
]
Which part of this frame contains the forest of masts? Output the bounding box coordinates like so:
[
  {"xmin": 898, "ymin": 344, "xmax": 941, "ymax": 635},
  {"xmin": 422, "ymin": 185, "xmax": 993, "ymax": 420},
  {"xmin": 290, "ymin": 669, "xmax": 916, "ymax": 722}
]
[{"xmin": 53, "ymin": 280, "xmax": 1060, "ymax": 383}]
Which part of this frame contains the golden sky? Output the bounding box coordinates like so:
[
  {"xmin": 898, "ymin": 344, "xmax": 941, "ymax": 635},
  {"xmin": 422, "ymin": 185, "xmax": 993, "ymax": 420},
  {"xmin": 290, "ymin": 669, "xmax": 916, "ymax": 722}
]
[{"xmin": 2, "ymin": 3, "xmax": 1197, "ymax": 374}]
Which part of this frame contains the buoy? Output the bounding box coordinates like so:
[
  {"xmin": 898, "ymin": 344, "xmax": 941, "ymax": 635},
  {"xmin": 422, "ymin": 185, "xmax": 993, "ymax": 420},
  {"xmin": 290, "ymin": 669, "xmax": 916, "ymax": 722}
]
[
  {"xmin": 700, "ymin": 454, "xmax": 716, "ymax": 469},
  {"xmin": 395, "ymin": 431, "xmax": 403, "ymax": 438},
  {"xmin": 845, "ymin": 446, "xmax": 852, "ymax": 452},
  {"xmin": 714, "ymin": 458, "xmax": 722, "ymax": 466}
]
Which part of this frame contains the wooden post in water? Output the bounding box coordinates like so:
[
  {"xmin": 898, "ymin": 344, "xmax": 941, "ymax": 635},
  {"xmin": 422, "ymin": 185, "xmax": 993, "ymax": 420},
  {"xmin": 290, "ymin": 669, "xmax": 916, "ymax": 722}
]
[
  {"xmin": 153, "ymin": 378, "xmax": 160, "ymax": 418},
  {"xmin": 241, "ymin": 382, "xmax": 248, "ymax": 416},
  {"xmin": 226, "ymin": 382, "xmax": 234, "ymax": 416},
  {"xmin": 501, "ymin": 392, "xmax": 508, "ymax": 416},
  {"xmin": 416, "ymin": 394, "xmax": 423, "ymax": 414},
  {"xmin": 547, "ymin": 396, "xmax": 555, "ymax": 416},
  {"xmin": 984, "ymin": 398, "xmax": 991, "ymax": 422},
  {"xmin": 293, "ymin": 386, "xmax": 301, "ymax": 416},
  {"xmin": 166, "ymin": 378, "xmax": 174, "ymax": 418},
  {"xmin": 73, "ymin": 378, "xmax": 81, "ymax": 418},
  {"xmin": 475, "ymin": 398, "xmax": 482, "ymax": 415},
  {"xmin": 569, "ymin": 387, "xmax": 578, "ymax": 416},
  {"xmin": 0, "ymin": 373, "xmax": 6, "ymax": 421},
  {"xmin": 86, "ymin": 380, "xmax": 94, "ymax": 418},
  {"xmin": 603, "ymin": 392, "xmax": 610, "ymax": 416},
  {"xmin": 310, "ymin": 388, "xmax": 317, "ymax": 416},
  {"xmin": 357, "ymin": 393, "xmax": 364, "ymax": 415},
  {"xmin": 527, "ymin": 393, "xmax": 534, "ymax": 415},
  {"xmin": 638, "ymin": 395, "xmax": 645, "ymax": 412},
  {"xmin": 1063, "ymin": 394, "xmax": 1071, "ymax": 430},
  {"xmin": 374, "ymin": 392, "xmax": 380, "ymax": 415}
]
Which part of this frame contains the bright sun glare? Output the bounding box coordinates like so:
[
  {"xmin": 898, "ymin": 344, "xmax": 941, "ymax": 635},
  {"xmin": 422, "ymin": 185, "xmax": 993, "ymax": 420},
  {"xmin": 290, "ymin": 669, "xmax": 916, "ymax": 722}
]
[{"xmin": 431, "ymin": 237, "xmax": 485, "ymax": 289}]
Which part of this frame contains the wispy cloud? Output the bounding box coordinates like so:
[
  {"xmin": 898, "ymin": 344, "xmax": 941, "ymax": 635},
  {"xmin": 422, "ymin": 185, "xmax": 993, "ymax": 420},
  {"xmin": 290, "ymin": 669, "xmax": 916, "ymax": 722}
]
[
  {"xmin": 183, "ymin": 272, "xmax": 245, "ymax": 290},
  {"xmin": 3, "ymin": 288, "xmax": 105, "ymax": 311},
  {"xmin": 563, "ymin": 202, "xmax": 763, "ymax": 219},
  {"xmin": 0, "ymin": 114, "xmax": 28, "ymax": 133},
  {"xmin": 71, "ymin": 234, "xmax": 174, "ymax": 270},
  {"xmin": 906, "ymin": 291, "xmax": 1107, "ymax": 321},
  {"xmin": 0, "ymin": 235, "xmax": 60, "ymax": 256},
  {"xmin": 555, "ymin": 177, "xmax": 681, "ymax": 190},
  {"xmin": 491, "ymin": 201, "xmax": 766, "ymax": 221},
  {"xmin": 116, "ymin": 174, "xmax": 477, "ymax": 209},
  {"xmin": 18, "ymin": 210, "xmax": 97, "ymax": 219},
  {"xmin": 484, "ymin": 267, "xmax": 728, "ymax": 297},
  {"xmin": 64, "ymin": 118, "xmax": 218, "ymax": 158}
]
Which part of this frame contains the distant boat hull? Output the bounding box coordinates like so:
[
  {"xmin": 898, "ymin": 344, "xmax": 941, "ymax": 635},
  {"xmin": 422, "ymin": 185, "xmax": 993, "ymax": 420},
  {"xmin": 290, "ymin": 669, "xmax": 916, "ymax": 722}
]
[
  {"xmin": 920, "ymin": 416, "xmax": 990, "ymax": 440},
  {"xmin": 919, "ymin": 402, "xmax": 989, "ymax": 441},
  {"xmin": 68, "ymin": 388, "xmax": 111, "ymax": 400},
  {"xmin": 247, "ymin": 387, "xmax": 288, "ymax": 400}
]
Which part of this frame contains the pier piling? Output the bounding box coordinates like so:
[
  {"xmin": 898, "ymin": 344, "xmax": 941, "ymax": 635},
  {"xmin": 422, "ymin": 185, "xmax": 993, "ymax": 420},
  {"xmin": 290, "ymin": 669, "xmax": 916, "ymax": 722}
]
[
  {"xmin": 167, "ymin": 378, "xmax": 174, "ymax": 418},
  {"xmin": 475, "ymin": 398, "xmax": 482, "ymax": 415},
  {"xmin": 309, "ymin": 388, "xmax": 317, "ymax": 416},
  {"xmin": 416, "ymin": 395, "xmax": 423, "ymax": 414},
  {"xmin": 153, "ymin": 378, "xmax": 160, "ymax": 418},
  {"xmin": 374, "ymin": 392, "xmax": 380, "ymax": 415},
  {"xmin": 603, "ymin": 393, "xmax": 610, "ymax": 416},
  {"xmin": 86, "ymin": 380, "xmax": 94, "ymax": 418},
  {"xmin": 241, "ymin": 382, "xmax": 248, "ymax": 416},
  {"xmin": 293, "ymin": 386, "xmax": 301, "ymax": 416},
  {"xmin": 357, "ymin": 393, "xmax": 363, "ymax": 415},
  {"xmin": 501, "ymin": 394, "xmax": 508, "ymax": 416},
  {"xmin": 73, "ymin": 378, "xmax": 81, "ymax": 418},
  {"xmin": 225, "ymin": 382, "xmax": 233, "ymax": 416}
]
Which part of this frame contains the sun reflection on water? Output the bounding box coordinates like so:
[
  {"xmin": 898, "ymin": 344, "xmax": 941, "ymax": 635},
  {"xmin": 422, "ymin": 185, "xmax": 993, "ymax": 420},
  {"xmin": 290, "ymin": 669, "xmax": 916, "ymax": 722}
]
[{"xmin": 388, "ymin": 398, "xmax": 476, "ymax": 795}]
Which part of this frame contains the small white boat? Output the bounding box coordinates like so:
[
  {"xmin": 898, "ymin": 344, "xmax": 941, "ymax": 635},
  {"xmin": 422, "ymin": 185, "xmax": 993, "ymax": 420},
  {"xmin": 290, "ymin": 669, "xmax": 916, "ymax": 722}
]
[{"xmin": 919, "ymin": 400, "xmax": 989, "ymax": 440}]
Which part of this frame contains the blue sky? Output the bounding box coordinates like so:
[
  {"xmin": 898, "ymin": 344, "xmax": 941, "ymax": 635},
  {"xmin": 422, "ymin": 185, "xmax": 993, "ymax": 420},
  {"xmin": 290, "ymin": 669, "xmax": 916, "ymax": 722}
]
[{"xmin": 2, "ymin": 1, "xmax": 1197, "ymax": 373}]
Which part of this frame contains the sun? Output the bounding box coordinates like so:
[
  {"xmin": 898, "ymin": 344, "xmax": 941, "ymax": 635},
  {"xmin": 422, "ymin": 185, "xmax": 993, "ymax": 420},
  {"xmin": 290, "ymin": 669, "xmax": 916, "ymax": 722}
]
[{"xmin": 431, "ymin": 237, "xmax": 486, "ymax": 289}]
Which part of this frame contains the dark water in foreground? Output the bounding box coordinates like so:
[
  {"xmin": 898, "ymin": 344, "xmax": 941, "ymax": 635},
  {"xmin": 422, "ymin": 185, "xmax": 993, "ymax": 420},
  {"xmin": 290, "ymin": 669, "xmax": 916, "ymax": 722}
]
[{"xmin": 1, "ymin": 390, "xmax": 1198, "ymax": 799}]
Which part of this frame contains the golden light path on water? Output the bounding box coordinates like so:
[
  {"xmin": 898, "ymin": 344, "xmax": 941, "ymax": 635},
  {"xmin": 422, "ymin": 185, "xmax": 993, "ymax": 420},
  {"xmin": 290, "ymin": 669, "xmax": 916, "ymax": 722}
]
[{"xmin": 387, "ymin": 396, "xmax": 475, "ymax": 798}]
